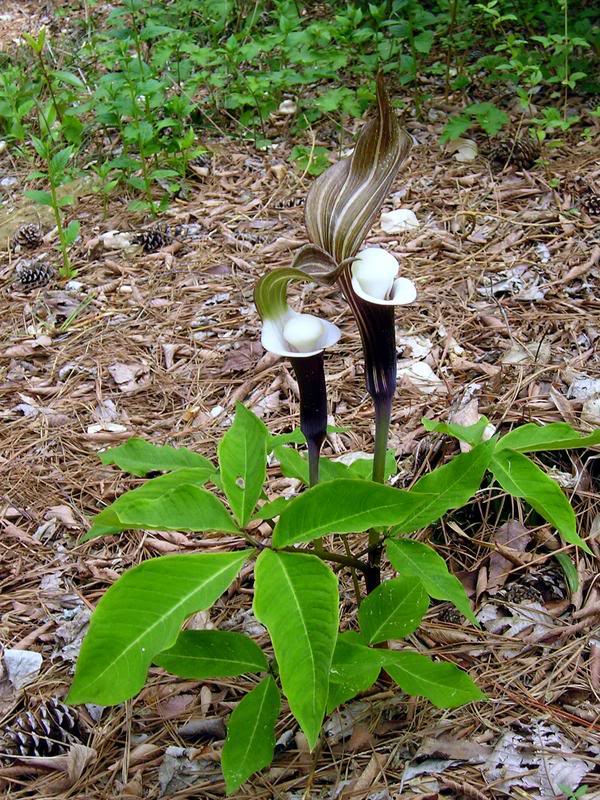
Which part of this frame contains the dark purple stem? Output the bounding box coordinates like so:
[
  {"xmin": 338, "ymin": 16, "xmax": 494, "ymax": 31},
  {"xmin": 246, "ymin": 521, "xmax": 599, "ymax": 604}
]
[{"xmin": 290, "ymin": 353, "xmax": 328, "ymax": 487}]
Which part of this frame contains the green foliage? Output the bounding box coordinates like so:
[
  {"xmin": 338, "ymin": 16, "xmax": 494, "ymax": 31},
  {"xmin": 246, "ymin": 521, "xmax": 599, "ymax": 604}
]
[
  {"xmin": 382, "ymin": 650, "xmax": 486, "ymax": 707},
  {"xmin": 273, "ymin": 441, "xmax": 493, "ymax": 545},
  {"xmin": 222, "ymin": 676, "xmax": 280, "ymax": 795},
  {"xmin": 154, "ymin": 630, "xmax": 268, "ymax": 678},
  {"xmin": 497, "ymin": 422, "xmax": 600, "ymax": 453},
  {"xmin": 70, "ymin": 406, "xmax": 594, "ymax": 789},
  {"xmin": 2, "ymin": 0, "xmax": 596, "ymax": 218},
  {"xmin": 99, "ymin": 437, "xmax": 215, "ymax": 476},
  {"xmin": 386, "ymin": 539, "xmax": 478, "ymax": 625},
  {"xmin": 358, "ymin": 576, "xmax": 428, "ymax": 644},
  {"xmin": 84, "ymin": 469, "xmax": 237, "ymax": 540},
  {"xmin": 253, "ymin": 550, "xmax": 339, "ymax": 750},
  {"xmin": 67, "ymin": 550, "xmax": 251, "ymax": 704},
  {"xmin": 218, "ymin": 403, "xmax": 268, "ymax": 527},
  {"xmin": 490, "ymin": 448, "xmax": 589, "ymax": 551}
]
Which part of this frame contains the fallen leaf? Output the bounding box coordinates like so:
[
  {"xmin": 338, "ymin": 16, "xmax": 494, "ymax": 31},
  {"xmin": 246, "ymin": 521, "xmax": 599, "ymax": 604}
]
[
  {"xmin": 108, "ymin": 362, "xmax": 150, "ymax": 393},
  {"xmin": 483, "ymin": 720, "xmax": 595, "ymax": 795},
  {"xmin": 502, "ymin": 340, "xmax": 551, "ymax": 365},
  {"xmin": 2, "ymin": 648, "xmax": 42, "ymax": 689},
  {"xmin": 380, "ymin": 208, "xmax": 420, "ymax": 233},
  {"xmin": 488, "ymin": 522, "xmax": 532, "ymax": 593},
  {"xmin": 44, "ymin": 505, "xmax": 79, "ymax": 529},
  {"xmin": 2, "ymin": 335, "xmax": 53, "ymax": 359},
  {"xmin": 397, "ymin": 360, "xmax": 446, "ymax": 394}
]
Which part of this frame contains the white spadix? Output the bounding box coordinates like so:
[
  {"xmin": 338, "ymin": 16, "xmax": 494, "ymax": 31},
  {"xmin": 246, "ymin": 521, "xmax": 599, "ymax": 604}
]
[
  {"xmin": 351, "ymin": 247, "xmax": 417, "ymax": 306},
  {"xmin": 283, "ymin": 314, "xmax": 324, "ymax": 352},
  {"xmin": 352, "ymin": 247, "xmax": 399, "ymax": 300}
]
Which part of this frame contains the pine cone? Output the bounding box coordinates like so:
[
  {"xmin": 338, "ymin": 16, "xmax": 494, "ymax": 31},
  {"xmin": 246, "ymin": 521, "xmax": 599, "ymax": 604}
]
[
  {"xmin": 188, "ymin": 152, "xmax": 212, "ymax": 177},
  {"xmin": 6, "ymin": 698, "xmax": 82, "ymax": 757},
  {"xmin": 437, "ymin": 605, "xmax": 464, "ymax": 624},
  {"xmin": 581, "ymin": 190, "xmax": 600, "ymax": 217},
  {"xmin": 12, "ymin": 223, "xmax": 43, "ymax": 252},
  {"xmin": 13, "ymin": 258, "xmax": 55, "ymax": 291},
  {"xmin": 274, "ymin": 196, "xmax": 305, "ymax": 210},
  {"xmin": 133, "ymin": 224, "xmax": 173, "ymax": 253},
  {"xmin": 586, "ymin": 93, "xmax": 599, "ymax": 111},
  {"xmin": 488, "ymin": 137, "xmax": 540, "ymax": 170}
]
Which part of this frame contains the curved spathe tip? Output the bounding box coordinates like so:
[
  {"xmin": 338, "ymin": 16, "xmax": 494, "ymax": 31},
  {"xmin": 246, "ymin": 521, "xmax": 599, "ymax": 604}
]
[{"xmin": 261, "ymin": 311, "xmax": 341, "ymax": 358}]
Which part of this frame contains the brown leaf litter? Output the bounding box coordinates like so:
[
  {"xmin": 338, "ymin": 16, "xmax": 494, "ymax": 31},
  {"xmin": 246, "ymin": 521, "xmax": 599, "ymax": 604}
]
[{"xmin": 1, "ymin": 63, "xmax": 599, "ymax": 800}]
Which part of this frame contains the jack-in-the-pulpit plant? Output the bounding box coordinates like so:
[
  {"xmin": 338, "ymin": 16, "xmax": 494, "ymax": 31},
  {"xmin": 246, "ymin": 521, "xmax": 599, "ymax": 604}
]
[
  {"xmin": 292, "ymin": 75, "xmax": 418, "ymax": 583},
  {"xmin": 254, "ymin": 267, "xmax": 340, "ymax": 486},
  {"xmin": 68, "ymin": 81, "xmax": 598, "ymax": 794}
]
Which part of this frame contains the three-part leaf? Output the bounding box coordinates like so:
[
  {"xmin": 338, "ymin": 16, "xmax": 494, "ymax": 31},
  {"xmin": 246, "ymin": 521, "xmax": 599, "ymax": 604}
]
[
  {"xmin": 253, "ymin": 550, "xmax": 339, "ymax": 749},
  {"xmin": 490, "ymin": 449, "xmax": 590, "ymax": 551},
  {"xmin": 84, "ymin": 470, "xmax": 238, "ymax": 540},
  {"xmin": 358, "ymin": 577, "xmax": 429, "ymax": 644},
  {"xmin": 67, "ymin": 550, "xmax": 251, "ymax": 705},
  {"xmin": 386, "ymin": 539, "xmax": 478, "ymax": 625},
  {"xmin": 218, "ymin": 403, "xmax": 268, "ymax": 527},
  {"xmin": 383, "ymin": 651, "xmax": 485, "ymax": 708},
  {"xmin": 154, "ymin": 630, "xmax": 267, "ymax": 678},
  {"xmin": 221, "ymin": 676, "xmax": 280, "ymax": 795},
  {"xmin": 100, "ymin": 438, "xmax": 215, "ymax": 476}
]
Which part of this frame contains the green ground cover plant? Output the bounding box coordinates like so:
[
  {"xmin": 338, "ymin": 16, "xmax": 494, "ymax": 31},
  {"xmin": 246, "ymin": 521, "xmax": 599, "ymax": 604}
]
[{"xmin": 0, "ymin": 0, "xmax": 597, "ymax": 209}]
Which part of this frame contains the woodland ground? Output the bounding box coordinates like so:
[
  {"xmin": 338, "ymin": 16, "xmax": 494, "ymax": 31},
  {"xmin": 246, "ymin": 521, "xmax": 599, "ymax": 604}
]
[{"xmin": 0, "ymin": 2, "xmax": 599, "ymax": 799}]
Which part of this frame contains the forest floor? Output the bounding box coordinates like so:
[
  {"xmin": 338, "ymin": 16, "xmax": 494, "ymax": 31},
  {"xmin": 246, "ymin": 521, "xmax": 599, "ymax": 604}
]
[{"xmin": 1, "ymin": 4, "xmax": 600, "ymax": 800}]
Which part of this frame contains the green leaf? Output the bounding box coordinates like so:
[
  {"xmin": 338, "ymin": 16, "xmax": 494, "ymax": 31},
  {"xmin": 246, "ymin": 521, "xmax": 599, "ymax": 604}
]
[
  {"xmin": 218, "ymin": 403, "xmax": 268, "ymax": 527},
  {"xmin": 254, "ymin": 496, "xmax": 290, "ymax": 520},
  {"xmin": 490, "ymin": 450, "xmax": 590, "ymax": 552},
  {"xmin": 392, "ymin": 440, "xmax": 495, "ymax": 534},
  {"xmin": 386, "ymin": 539, "xmax": 478, "ymax": 626},
  {"xmin": 253, "ymin": 550, "xmax": 338, "ymax": 749},
  {"xmin": 64, "ymin": 219, "xmax": 80, "ymax": 246},
  {"xmin": 84, "ymin": 470, "xmax": 236, "ymax": 540},
  {"xmin": 24, "ymin": 189, "xmax": 53, "ymax": 206},
  {"xmin": 497, "ymin": 422, "xmax": 600, "ymax": 453},
  {"xmin": 422, "ymin": 417, "xmax": 490, "ymax": 447},
  {"xmin": 68, "ymin": 550, "xmax": 251, "ymax": 704},
  {"xmin": 100, "ymin": 437, "xmax": 215, "ymax": 476},
  {"xmin": 274, "ymin": 442, "xmax": 493, "ymax": 546},
  {"xmin": 414, "ymin": 30, "xmax": 434, "ymax": 54},
  {"xmin": 50, "ymin": 146, "xmax": 73, "ymax": 175},
  {"xmin": 221, "ymin": 676, "xmax": 280, "ymax": 794},
  {"xmin": 440, "ymin": 114, "xmax": 472, "ymax": 143},
  {"xmin": 273, "ymin": 479, "xmax": 412, "ymax": 545},
  {"xmin": 358, "ymin": 576, "xmax": 429, "ymax": 644},
  {"xmin": 274, "ymin": 446, "xmax": 395, "ymax": 485},
  {"xmin": 154, "ymin": 630, "xmax": 267, "ymax": 678},
  {"xmin": 382, "ymin": 651, "xmax": 485, "ymax": 708},
  {"xmin": 53, "ymin": 69, "xmax": 86, "ymax": 89},
  {"xmin": 327, "ymin": 632, "xmax": 381, "ymax": 713},
  {"xmin": 554, "ymin": 553, "xmax": 578, "ymax": 595}
]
